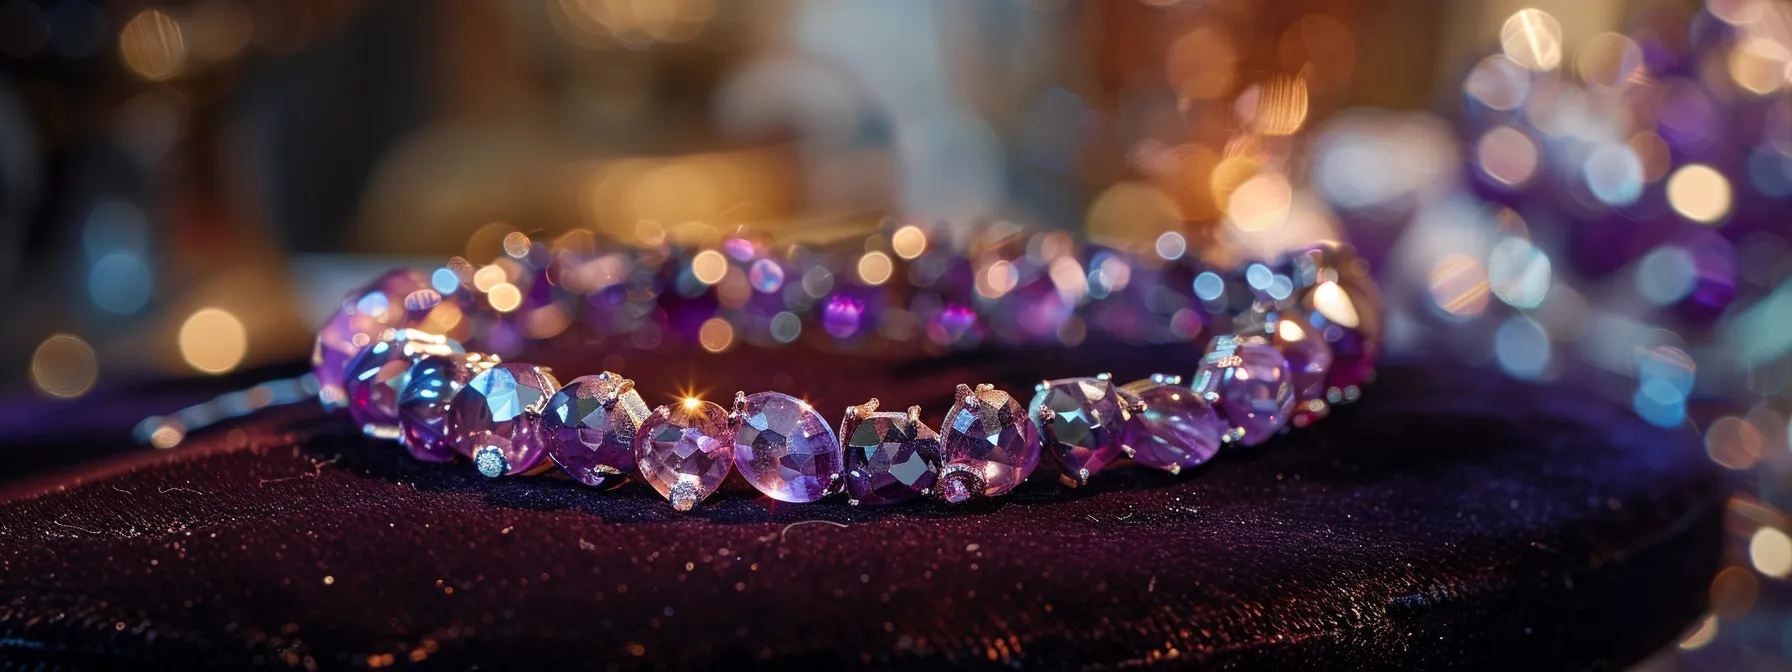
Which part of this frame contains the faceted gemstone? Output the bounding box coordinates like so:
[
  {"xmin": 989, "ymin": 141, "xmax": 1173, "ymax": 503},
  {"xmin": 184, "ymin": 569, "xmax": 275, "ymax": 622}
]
[
  {"xmin": 397, "ymin": 353, "xmax": 496, "ymax": 462},
  {"xmin": 840, "ymin": 404, "xmax": 940, "ymax": 505},
  {"xmin": 636, "ymin": 400, "xmax": 736, "ymax": 511},
  {"xmin": 1235, "ymin": 311, "xmax": 1335, "ymax": 426},
  {"xmin": 1029, "ymin": 377, "xmax": 1128, "ymax": 487},
  {"xmin": 1192, "ymin": 335, "xmax": 1296, "ymax": 446},
  {"xmin": 343, "ymin": 329, "xmax": 464, "ymax": 439},
  {"xmin": 311, "ymin": 269, "xmax": 430, "ymax": 410},
  {"xmin": 733, "ymin": 392, "xmax": 844, "ymax": 503},
  {"xmin": 1288, "ymin": 243, "xmax": 1382, "ymax": 400},
  {"xmin": 938, "ymin": 384, "xmax": 1040, "ymax": 498},
  {"xmin": 1118, "ymin": 377, "xmax": 1227, "ymax": 473},
  {"xmin": 445, "ymin": 362, "xmax": 560, "ymax": 477},
  {"xmin": 539, "ymin": 373, "xmax": 650, "ymax": 487}
]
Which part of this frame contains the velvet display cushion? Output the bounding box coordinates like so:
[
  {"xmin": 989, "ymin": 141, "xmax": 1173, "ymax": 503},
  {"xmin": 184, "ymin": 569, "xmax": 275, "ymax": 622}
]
[{"xmin": 0, "ymin": 352, "xmax": 1725, "ymax": 670}]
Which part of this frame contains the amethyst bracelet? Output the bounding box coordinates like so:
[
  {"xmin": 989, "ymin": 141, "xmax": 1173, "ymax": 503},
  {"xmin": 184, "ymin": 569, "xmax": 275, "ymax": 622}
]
[{"xmin": 313, "ymin": 236, "xmax": 1382, "ymax": 511}]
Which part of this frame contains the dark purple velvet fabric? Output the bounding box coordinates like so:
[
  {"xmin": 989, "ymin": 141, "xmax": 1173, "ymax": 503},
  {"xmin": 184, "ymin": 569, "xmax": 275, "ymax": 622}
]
[{"xmin": 0, "ymin": 353, "xmax": 1725, "ymax": 670}]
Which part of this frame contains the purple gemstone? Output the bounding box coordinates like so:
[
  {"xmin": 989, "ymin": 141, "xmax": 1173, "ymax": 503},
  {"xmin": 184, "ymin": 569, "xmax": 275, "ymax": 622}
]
[
  {"xmin": 939, "ymin": 384, "xmax": 1040, "ymax": 498},
  {"xmin": 1118, "ymin": 378, "xmax": 1226, "ymax": 473},
  {"xmin": 311, "ymin": 270, "xmax": 430, "ymax": 410},
  {"xmin": 1029, "ymin": 377, "xmax": 1127, "ymax": 487},
  {"xmin": 636, "ymin": 400, "xmax": 735, "ymax": 511},
  {"xmin": 397, "ymin": 353, "xmax": 496, "ymax": 463},
  {"xmin": 540, "ymin": 373, "xmax": 649, "ymax": 487},
  {"xmin": 445, "ymin": 362, "xmax": 560, "ymax": 477},
  {"xmin": 840, "ymin": 405, "xmax": 940, "ymax": 505},
  {"xmin": 343, "ymin": 329, "xmax": 464, "ymax": 439},
  {"xmin": 1288, "ymin": 244, "xmax": 1382, "ymax": 400},
  {"xmin": 733, "ymin": 392, "xmax": 843, "ymax": 503},
  {"xmin": 1236, "ymin": 311, "xmax": 1335, "ymax": 426},
  {"xmin": 1193, "ymin": 335, "xmax": 1295, "ymax": 446}
]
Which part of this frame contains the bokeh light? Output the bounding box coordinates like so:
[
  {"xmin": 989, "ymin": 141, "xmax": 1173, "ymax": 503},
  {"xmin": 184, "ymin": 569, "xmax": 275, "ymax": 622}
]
[
  {"xmin": 1750, "ymin": 527, "xmax": 1792, "ymax": 578},
  {"xmin": 488, "ymin": 283, "xmax": 522, "ymax": 312},
  {"xmin": 1477, "ymin": 126, "xmax": 1539, "ymax": 187},
  {"xmin": 1488, "ymin": 238, "xmax": 1551, "ymax": 309},
  {"xmin": 1494, "ymin": 316, "xmax": 1551, "ymax": 379},
  {"xmin": 30, "ymin": 334, "xmax": 98, "ymax": 399},
  {"xmin": 891, "ymin": 225, "xmax": 927, "ymax": 260},
  {"xmin": 699, "ymin": 317, "xmax": 734, "ymax": 353},
  {"xmin": 1667, "ymin": 164, "xmax": 1734, "ymax": 224},
  {"xmin": 118, "ymin": 9, "xmax": 185, "ymax": 81},
  {"xmin": 857, "ymin": 251, "xmax": 893, "ymax": 286},
  {"xmin": 178, "ymin": 307, "xmax": 247, "ymax": 374},
  {"xmin": 1576, "ymin": 33, "xmax": 1643, "ymax": 91},
  {"xmin": 1428, "ymin": 254, "xmax": 1491, "ymax": 317},
  {"xmin": 1500, "ymin": 9, "xmax": 1563, "ymax": 72},
  {"xmin": 691, "ymin": 249, "xmax": 728, "ymax": 285}
]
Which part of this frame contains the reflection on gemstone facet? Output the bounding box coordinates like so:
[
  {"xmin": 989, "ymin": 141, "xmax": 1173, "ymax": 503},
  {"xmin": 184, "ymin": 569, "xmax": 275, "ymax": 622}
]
[
  {"xmin": 343, "ymin": 328, "xmax": 464, "ymax": 439},
  {"xmin": 840, "ymin": 401, "xmax": 940, "ymax": 505},
  {"xmin": 539, "ymin": 372, "xmax": 649, "ymax": 487},
  {"xmin": 398, "ymin": 353, "xmax": 497, "ymax": 463},
  {"xmin": 1030, "ymin": 376, "xmax": 1128, "ymax": 487},
  {"xmin": 938, "ymin": 383, "xmax": 1040, "ymax": 499},
  {"xmin": 636, "ymin": 399, "xmax": 735, "ymax": 511},
  {"xmin": 1119, "ymin": 376, "xmax": 1227, "ymax": 473},
  {"xmin": 1193, "ymin": 334, "xmax": 1296, "ymax": 446},
  {"xmin": 733, "ymin": 391, "xmax": 843, "ymax": 503},
  {"xmin": 445, "ymin": 362, "xmax": 559, "ymax": 477}
]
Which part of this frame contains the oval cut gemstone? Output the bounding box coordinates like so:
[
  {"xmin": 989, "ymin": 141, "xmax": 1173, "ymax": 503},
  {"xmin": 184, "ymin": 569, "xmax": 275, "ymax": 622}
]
[
  {"xmin": 343, "ymin": 329, "xmax": 464, "ymax": 439},
  {"xmin": 445, "ymin": 362, "xmax": 560, "ymax": 477},
  {"xmin": 636, "ymin": 400, "xmax": 736, "ymax": 511},
  {"xmin": 1193, "ymin": 335, "xmax": 1296, "ymax": 446},
  {"xmin": 1287, "ymin": 243, "xmax": 1382, "ymax": 400},
  {"xmin": 1118, "ymin": 377, "xmax": 1227, "ymax": 473},
  {"xmin": 397, "ymin": 353, "xmax": 496, "ymax": 462},
  {"xmin": 840, "ymin": 404, "xmax": 940, "ymax": 505},
  {"xmin": 1235, "ymin": 311, "xmax": 1335, "ymax": 426},
  {"xmin": 939, "ymin": 384, "xmax": 1040, "ymax": 498},
  {"xmin": 1029, "ymin": 377, "xmax": 1127, "ymax": 487},
  {"xmin": 733, "ymin": 392, "xmax": 843, "ymax": 503},
  {"xmin": 539, "ymin": 373, "xmax": 650, "ymax": 487},
  {"xmin": 311, "ymin": 270, "xmax": 430, "ymax": 410}
]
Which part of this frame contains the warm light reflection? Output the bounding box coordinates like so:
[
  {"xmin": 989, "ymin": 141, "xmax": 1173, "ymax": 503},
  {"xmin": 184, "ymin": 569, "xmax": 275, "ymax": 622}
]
[
  {"xmin": 1428, "ymin": 254, "xmax": 1491, "ymax": 317},
  {"xmin": 892, "ymin": 225, "xmax": 927, "ymax": 259},
  {"xmin": 1666, "ymin": 164, "xmax": 1733, "ymax": 224},
  {"xmin": 1500, "ymin": 9, "xmax": 1563, "ymax": 72},
  {"xmin": 30, "ymin": 334, "xmax": 98, "ymax": 399},
  {"xmin": 1729, "ymin": 38, "xmax": 1791, "ymax": 96},
  {"xmin": 488, "ymin": 283, "xmax": 523, "ymax": 312},
  {"xmin": 1677, "ymin": 615, "xmax": 1718, "ymax": 650},
  {"xmin": 1706, "ymin": 415, "xmax": 1764, "ymax": 470},
  {"xmin": 1248, "ymin": 74, "xmax": 1309, "ymax": 136},
  {"xmin": 1476, "ymin": 126, "xmax": 1539, "ymax": 186},
  {"xmin": 473, "ymin": 265, "xmax": 507, "ymax": 292},
  {"xmin": 178, "ymin": 307, "xmax": 247, "ymax": 374},
  {"xmin": 1226, "ymin": 172, "xmax": 1293, "ymax": 231},
  {"xmin": 857, "ymin": 251, "xmax": 893, "ymax": 286},
  {"xmin": 1312, "ymin": 281, "xmax": 1360, "ymax": 328},
  {"xmin": 502, "ymin": 231, "xmax": 533, "ymax": 259},
  {"xmin": 119, "ymin": 9, "xmax": 186, "ymax": 81},
  {"xmin": 1749, "ymin": 527, "xmax": 1792, "ymax": 578},
  {"xmin": 698, "ymin": 317, "xmax": 734, "ymax": 353},
  {"xmin": 1577, "ymin": 33, "xmax": 1643, "ymax": 90},
  {"xmin": 691, "ymin": 250, "xmax": 728, "ymax": 285},
  {"xmin": 976, "ymin": 260, "xmax": 1019, "ymax": 299}
]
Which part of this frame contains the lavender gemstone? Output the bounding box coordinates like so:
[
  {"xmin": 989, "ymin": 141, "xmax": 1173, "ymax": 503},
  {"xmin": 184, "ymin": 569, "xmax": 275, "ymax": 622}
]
[
  {"xmin": 311, "ymin": 269, "xmax": 430, "ymax": 410},
  {"xmin": 1289, "ymin": 244, "xmax": 1382, "ymax": 398},
  {"xmin": 397, "ymin": 353, "xmax": 495, "ymax": 463},
  {"xmin": 841, "ymin": 408, "xmax": 940, "ymax": 505},
  {"xmin": 1236, "ymin": 311, "xmax": 1335, "ymax": 425},
  {"xmin": 1118, "ymin": 379, "xmax": 1226, "ymax": 473},
  {"xmin": 1193, "ymin": 335, "xmax": 1296, "ymax": 446},
  {"xmin": 939, "ymin": 385, "xmax": 1040, "ymax": 498},
  {"xmin": 734, "ymin": 392, "xmax": 843, "ymax": 503},
  {"xmin": 343, "ymin": 329, "xmax": 464, "ymax": 439},
  {"xmin": 445, "ymin": 363, "xmax": 560, "ymax": 476},
  {"xmin": 1029, "ymin": 377, "xmax": 1127, "ymax": 487},
  {"xmin": 540, "ymin": 373, "xmax": 649, "ymax": 487},
  {"xmin": 636, "ymin": 400, "xmax": 736, "ymax": 511}
]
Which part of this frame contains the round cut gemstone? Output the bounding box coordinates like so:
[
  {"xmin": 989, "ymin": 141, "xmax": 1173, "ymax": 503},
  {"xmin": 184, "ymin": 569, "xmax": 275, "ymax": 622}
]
[
  {"xmin": 539, "ymin": 373, "xmax": 650, "ymax": 487},
  {"xmin": 311, "ymin": 269, "xmax": 430, "ymax": 410},
  {"xmin": 733, "ymin": 391, "xmax": 843, "ymax": 503},
  {"xmin": 939, "ymin": 384, "xmax": 1040, "ymax": 498},
  {"xmin": 445, "ymin": 362, "xmax": 560, "ymax": 476},
  {"xmin": 636, "ymin": 400, "xmax": 736, "ymax": 511},
  {"xmin": 1193, "ymin": 335, "xmax": 1296, "ymax": 446},
  {"xmin": 397, "ymin": 353, "xmax": 496, "ymax": 463},
  {"xmin": 1288, "ymin": 243, "xmax": 1382, "ymax": 399},
  {"xmin": 343, "ymin": 329, "xmax": 464, "ymax": 439},
  {"xmin": 1118, "ymin": 377, "xmax": 1227, "ymax": 473},
  {"xmin": 1029, "ymin": 377, "xmax": 1128, "ymax": 487},
  {"xmin": 840, "ymin": 404, "xmax": 940, "ymax": 505}
]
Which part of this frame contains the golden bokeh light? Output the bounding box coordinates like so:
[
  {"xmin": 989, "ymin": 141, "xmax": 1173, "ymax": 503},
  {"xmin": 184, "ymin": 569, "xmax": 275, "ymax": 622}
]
[
  {"xmin": 119, "ymin": 9, "xmax": 186, "ymax": 81},
  {"xmin": 473, "ymin": 265, "xmax": 507, "ymax": 292},
  {"xmin": 1728, "ymin": 38, "xmax": 1791, "ymax": 96},
  {"xmin": 1247, "ymin": 74, "xmax": 1309, "ymax": 136},
  {"xmin": 691, "ymin": 250, "xmax": 728, "ymax": 285},
  {"xmin": 1313, "ymin": 281, "xmax": 1360, "ymax": 329},
  {"xmin": 857, "ymin": 251, "xmax": 894, "ymax": 286},
  {"xmin": 976, "ymin": 260, "xmax": 1020, "ymax": 299},
  {"xmin": 1710, "ymin": 0, "xmax": 1769, "ymax": 25},
  {"xmin": 1711, "ymin": 565, "xmax": 1760, "ymax": 618},
  {"xmin": 892, "ymin": 225, "xmax": 928, "ymax": 260},
  {"xmin": 178, "ymin": 307, "xmax": 247, "ymax": 375},
  {"xmin": 1628, "ymin": 132, "xmax": 1671, "ymax": 182},
  {"xmin": 502, "ymin": 231, "xmax": 533, "ymax": 259},
  {"xmin": 1750, "ymin": 527, "xmax": 1792, "ymax": 578},
  {"xmin": 30, "ymin": 334, "xmax": 98, "ymax": 399},
  {"xmin": 1226, "ymin": 172, "xmax": 1294, "ymax": 231},
  {"xmin": 1500, "ymin": 9, "xmax": 1563, "ymax": 72},
  {"xmin": 1666, "ymin": 164, "xmax": 1733, "ymax": 224},
  {"xmin": 1165, "ymin": 26, "xmax": 1237, "ymax": 101},
  {"xmin": 698, "ymin": 317, "xmax": 734, "ymax": 353},
  {"xmin": 488, "ymin": 283, "xmax": 523, "ymax": 312},
  {"xmin": 1678, "ymin": 615, "xmax": 1719, "ymax": 650},
  {"xmin": 1706, "ymin": 415, "xmax": 1763, "ymax": 470},
  {"xmin": 1576, "ymin": 33, "xmax": 1643, "ymax": 90}
]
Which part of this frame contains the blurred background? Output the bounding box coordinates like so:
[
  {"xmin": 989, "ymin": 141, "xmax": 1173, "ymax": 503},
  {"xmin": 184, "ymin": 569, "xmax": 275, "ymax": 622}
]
[{"xmin": 2, "ymin": 0, "xmax": 1792, "ymax": 667}]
